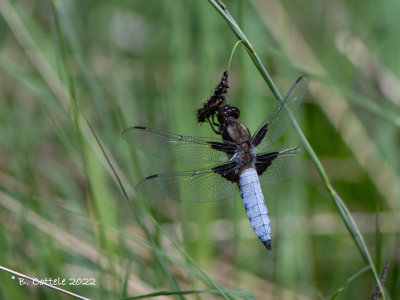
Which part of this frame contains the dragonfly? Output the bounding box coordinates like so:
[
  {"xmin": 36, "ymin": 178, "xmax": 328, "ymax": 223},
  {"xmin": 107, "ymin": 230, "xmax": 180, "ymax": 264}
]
[{"xmin": 123, "ymin": 75, "xmax": 309, "ymax": 250}]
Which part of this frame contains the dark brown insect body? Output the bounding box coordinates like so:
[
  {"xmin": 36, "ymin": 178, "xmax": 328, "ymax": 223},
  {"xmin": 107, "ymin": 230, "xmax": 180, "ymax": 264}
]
[{"xmin": 196, "ymin": 70, "xmax": 229, "ymax": 125}]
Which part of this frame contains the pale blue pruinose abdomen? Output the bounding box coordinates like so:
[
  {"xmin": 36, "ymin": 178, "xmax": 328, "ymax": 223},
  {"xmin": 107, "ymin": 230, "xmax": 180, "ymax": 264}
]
[{"xmin": 238, "ymin": 168, "xmax": 271, "ymax": 250}]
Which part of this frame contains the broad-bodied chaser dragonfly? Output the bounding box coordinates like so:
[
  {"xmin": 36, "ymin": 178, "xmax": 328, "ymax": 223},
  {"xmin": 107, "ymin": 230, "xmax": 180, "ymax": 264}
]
[{"xmin": 123, "ymin": 75, "xmax": 309, "ymax": 250}]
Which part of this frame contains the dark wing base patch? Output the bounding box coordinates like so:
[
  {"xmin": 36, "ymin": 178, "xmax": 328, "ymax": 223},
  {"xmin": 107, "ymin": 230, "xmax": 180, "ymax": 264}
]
[
  {"xmin": 208, "ymin": 141, "xmax": 237, "ymax": 155},
  {"xmin": 255, "ymin": 151, "xmax": 279, "ymax": 176},
  {"xmin": 212, "ymin": 162, "xmax": 238, "ymax": 183},
  {"xmin": 252, "ymin": 124, "xmax": 267, "ymax": 147}
]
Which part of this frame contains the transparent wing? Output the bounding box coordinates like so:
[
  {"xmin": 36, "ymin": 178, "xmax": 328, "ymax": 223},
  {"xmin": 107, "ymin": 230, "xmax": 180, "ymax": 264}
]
[
  {"xmin": 122, "ymin": 126, "xmax": 236, "ymax": 163},
  {"xmin": 136, "ymin": 166, "xmax": 238, "ymax": 202},
  {"xmin": 252, "ymin": 76, "xmax": 309, "ymax": 153},
  {"xmin": 256, "ymin": 147, "xmax": 300, "ymax": 186}
]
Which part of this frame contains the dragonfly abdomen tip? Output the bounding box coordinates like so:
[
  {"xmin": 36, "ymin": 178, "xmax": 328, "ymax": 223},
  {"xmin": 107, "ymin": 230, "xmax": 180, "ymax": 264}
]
[{"xmin": 263, "ymin": 240, "xmax": 272, "ymax": 250}]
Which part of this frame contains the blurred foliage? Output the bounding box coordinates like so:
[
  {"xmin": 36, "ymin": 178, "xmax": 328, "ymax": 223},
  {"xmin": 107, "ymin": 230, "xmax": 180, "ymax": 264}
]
[{"xmin": 0, "ymin": 0, "xmax": 399, "ymax": 299}]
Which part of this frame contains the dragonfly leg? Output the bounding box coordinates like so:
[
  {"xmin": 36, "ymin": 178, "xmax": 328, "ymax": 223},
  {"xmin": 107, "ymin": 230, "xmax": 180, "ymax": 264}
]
[
  {"xmin": 212, "ymin": 114, "xmax": 219, "ymax": 126},
  {"xmin": 207, "ymin": 116, "xmax": 221, "ymax": 135}
]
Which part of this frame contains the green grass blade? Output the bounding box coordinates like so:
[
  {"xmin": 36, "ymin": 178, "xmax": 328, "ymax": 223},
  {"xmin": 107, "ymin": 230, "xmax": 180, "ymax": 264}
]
[
  {"xmin": 122, "ymin": 289, "xmax": 254, "ymax": 300},
  {"xmin": 80, "ymin": 110, "xmax": 184, "ymax": 299},
  {"xmin": 51, "ymin": 2, "xmax": 184, "ymax": 297},
  {"xmin": 330, "ymin": 266, "xmax": 370, "ymax": 300},
  {"xmin": 151, "ymin": 217, "xmax": 235, "ymax": 300},
  {"xmin": 207, "ymin": 0, "xmax": 387, "ymax": 298}
]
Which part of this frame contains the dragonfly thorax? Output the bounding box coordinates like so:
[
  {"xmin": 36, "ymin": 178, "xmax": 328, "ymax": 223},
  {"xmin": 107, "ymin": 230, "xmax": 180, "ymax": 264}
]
[
  {"xmin": 223, "ymin": 119, "xmax": 255, "ymax": 170},
  {"xmin": 233, "ymin": 142, "xmax": 256, "ymax": 170},
  {"xmin": 218, "ymin": 104, "xmax": 250, "ymax": 144}
]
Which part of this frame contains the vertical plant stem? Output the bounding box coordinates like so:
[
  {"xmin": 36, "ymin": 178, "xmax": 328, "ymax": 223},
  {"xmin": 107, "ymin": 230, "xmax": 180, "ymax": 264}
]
[
  {"xmin": 51, "ymin": 1, "xmax": 184, "ymax": 297},
  {"xmin": 207, "ymin": 0, "xmax": 386, "ymax": 298}
]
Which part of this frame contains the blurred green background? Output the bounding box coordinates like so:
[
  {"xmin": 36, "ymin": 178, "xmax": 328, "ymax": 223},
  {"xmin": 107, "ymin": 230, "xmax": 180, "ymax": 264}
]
[{"xmin": 0, "ymin": 0, "xmax": 399, "ymax": 299}]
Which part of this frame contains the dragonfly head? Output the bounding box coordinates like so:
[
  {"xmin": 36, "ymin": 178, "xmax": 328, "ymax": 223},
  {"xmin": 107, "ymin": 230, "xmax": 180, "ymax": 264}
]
[{"xmin": 217, "ymin": 104, "xmax": 240, "ymax": 126}]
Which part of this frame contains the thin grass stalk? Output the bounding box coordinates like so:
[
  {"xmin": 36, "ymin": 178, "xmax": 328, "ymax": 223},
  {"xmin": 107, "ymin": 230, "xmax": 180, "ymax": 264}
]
[
  {"xmin": 121, "ymin": 288, "xmax": 252, "ymax": 300},
  {"xmin": 0, "ymin": 0, "xmax": 68, "ymax": 106},
  {"xmin": 207, "ymin": 0, "xmax": 386, "ymax": 298},
  {"xmin": 52, "ymin": 2, "xmax": 117, "ymax": 293},
  {"xmin": 330, "ymin": 266, "xmax": 370, "ymax": 299},
  {"xmin": 51, "ymin": 1, "xmax": 184, "ymax": 298},
  {"xmin": 80, "ymin": 113, "xmax": 233, "ymax": 299},
  {"xmin": 152, "ymin": 217, "xmax": 235, "ymax": 300},
  {"xmin": 0, "ymin": 265, "xmax": 90, "ymax": 300},
  {"xmin": 81, "ymin": 113, "xmax": 185, "ymax": 299}
]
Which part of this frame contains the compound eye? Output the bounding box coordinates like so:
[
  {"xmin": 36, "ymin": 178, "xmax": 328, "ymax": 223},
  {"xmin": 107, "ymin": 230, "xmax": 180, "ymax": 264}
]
[
  {"xmin": 231, "ymin": 107, "xmax": 240, "ymax": 119},
  {"xmin": 217, "ymin": 105, "xmax": 240, "ymax": 125}
]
